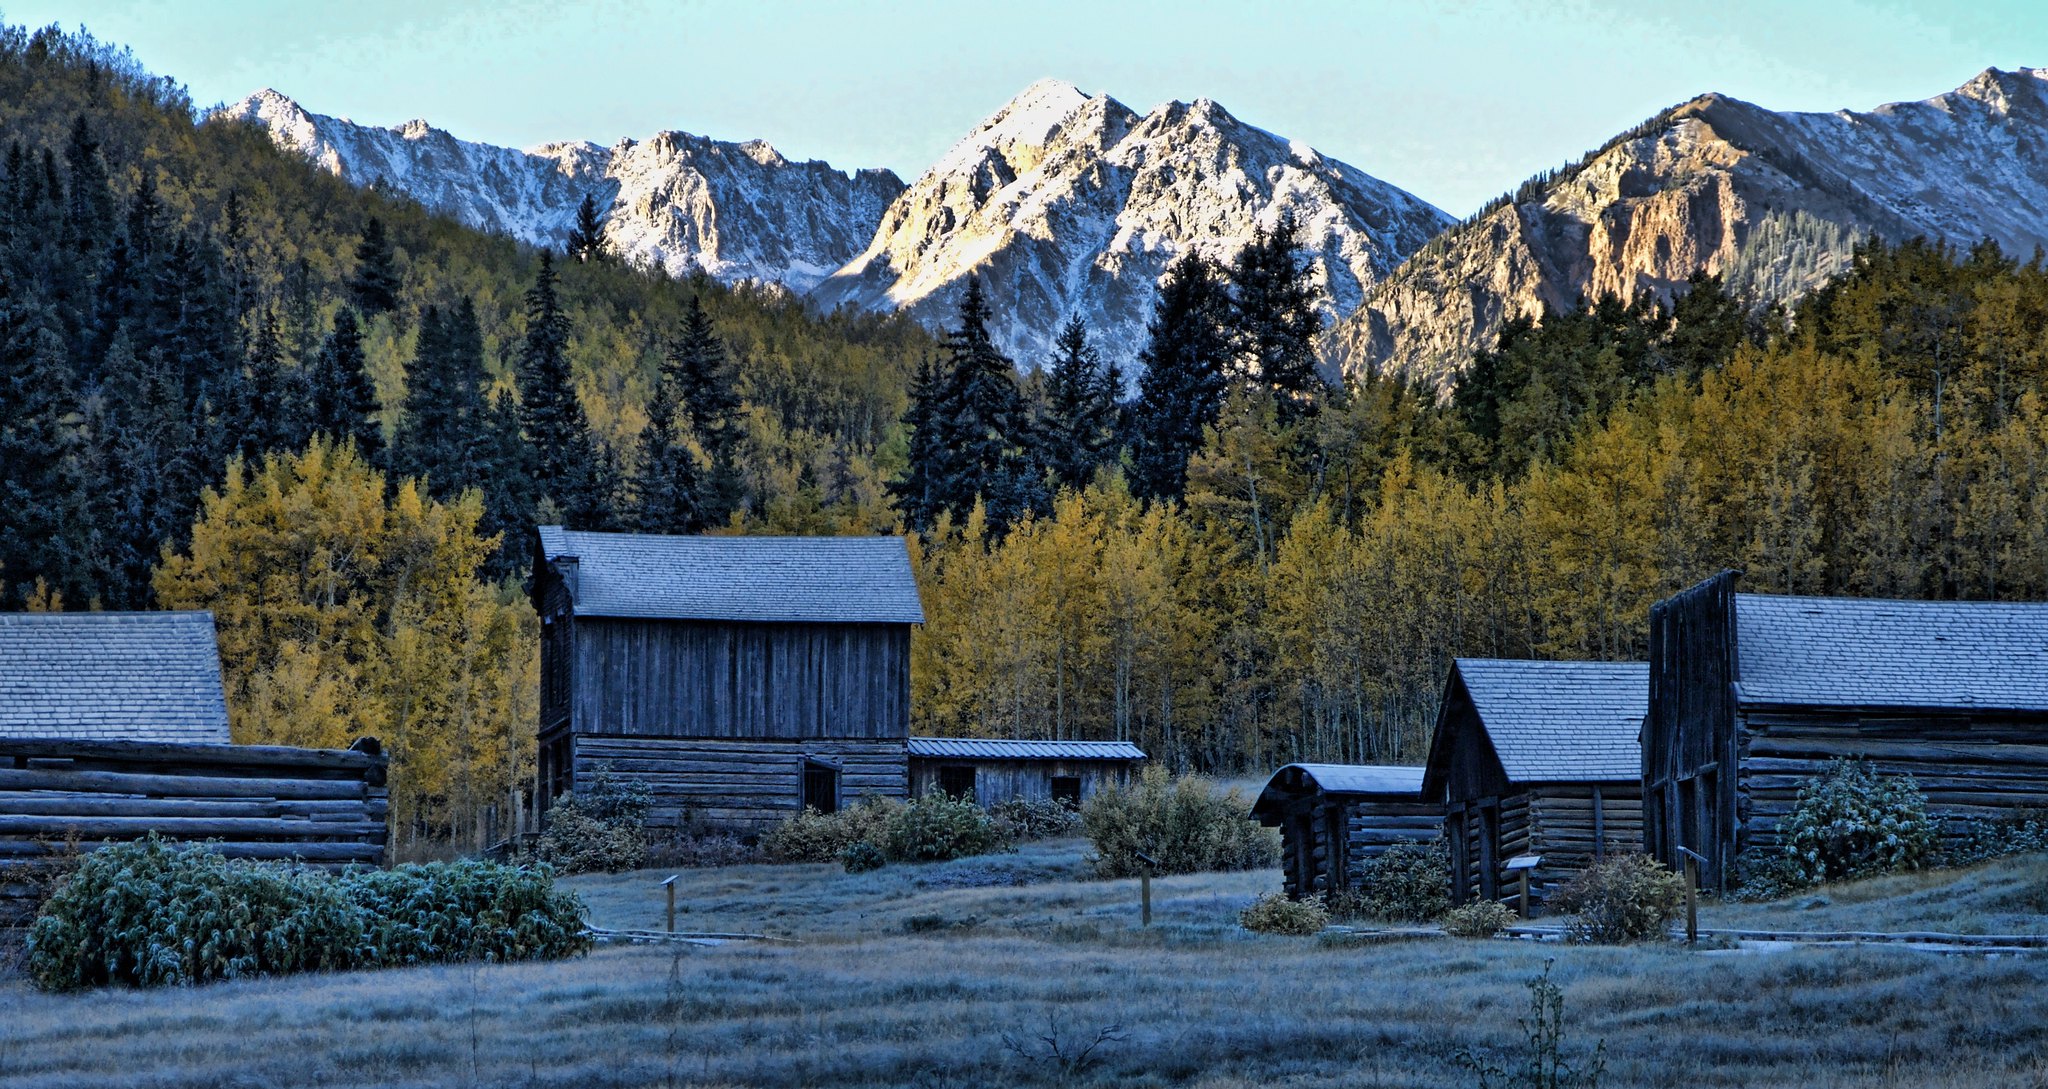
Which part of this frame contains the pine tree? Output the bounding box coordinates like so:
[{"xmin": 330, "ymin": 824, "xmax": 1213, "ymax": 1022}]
[
  {"xmin": 666, "ymin": 294, "xmax": 743, "ymax": 523},
  {"xmin": 0, "ymin": 276, "xmax": 89, "ymax": 608},
  {"xmin": 1228, "ymin": 211, "xmax": 1323, "ymax": 414},
  {"xmin": 1037, "ymin": 315, "xmax": 1122, "ymax": 490},
  {"xmin": 517, "ymin": 252, "xmax": 609, "ymax": 527},
  {"xmin": 629, "ymin": 376, "xmax": 702, "ymax": 533},
  {"xmin": 889, "ymin": 352, "xmax": 946, "ymax": 530},
  {"xmin": 1128, "ymin": 252, "xmax": 1232, "ymax": 502},
  {"xmin": 930, "ymin": 276, "xmax": 1036, "ymax": 529},
  {"xmin": 565, "ymin": 193, "xmax": 609, "ymax": 264},
  {"xmin": 310, "ymin": 308, "xmax": 382, "ymax": 463},
  {"xmin": 232, "ymin": 306, "xmax": 304, "ymax": 458},
  {"xmin": 477, "ymin": 388, "xmax": 534, "ymax": 579},
  {"xmin": 347, "ymin": 216, "xmax": 400, "ymax": 314}
]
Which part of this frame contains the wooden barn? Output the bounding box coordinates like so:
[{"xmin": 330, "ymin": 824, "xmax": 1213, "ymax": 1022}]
[
  {"xmin": 1424, "ymin": 658, "xmax": 1647, "ymax": 907},
  {"xmin": 533, "ymin": 527, "xmax": 922, "ymax": 832},
  {"xmin": 1250, "ymin": 764, "xmax": 1441, "ymax": 900},
  {"xmin": 1645, "ymin": 571, "xmax": 2048, "ymax": 891},
  {"xmin": 907, "ymin": 737, "xmax": 1144, "ymax": 808},
  {"xmin": 0, "ymin": 612, "xmax": 388, "ymax": 920}
]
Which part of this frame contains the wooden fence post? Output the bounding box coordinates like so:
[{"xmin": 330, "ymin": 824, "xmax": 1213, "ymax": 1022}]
[
  {"xmin": 1136, "ymin": 850, "xmax": 1158, "ymax": 927},
  {"xmin": 662, "ymin": 875, "xmax": 678, "ymax": 934}
]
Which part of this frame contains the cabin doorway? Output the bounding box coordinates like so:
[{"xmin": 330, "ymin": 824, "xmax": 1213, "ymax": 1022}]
[
  {"xmin": 1050, "ymin": 776, "xmax": 1082, "ymax": 808},
  {"xmin": 937, "ymin": 765, "xmax": 977, "ymax": 800},
  {"xmin": 802, "ymin": 760, "xmax": 841, "ymax": 814}
]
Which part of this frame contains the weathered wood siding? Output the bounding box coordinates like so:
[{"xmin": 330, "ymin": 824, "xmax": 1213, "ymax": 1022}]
[
  {"xmin": 908, "ymin": 758, "xmax": 1134, "ymax": 808},
  {"xmin": 572, "ymin": 735, "xmax": 907, "ymax": 833},
  {"xmin": 1274, "ymin": 794, "xmax": 1442, "ymax": 900},
  {"xmin": 1449, "ymin": 785, "xmax": 1640, "ymax": 908},
  {"xmin": 569, "ymin": 619, "xmax": 910, "ymax": 741},
  {"xmin": 0, "ymin": 738, "xmax": 390, "ymax": 923},
  {"xmin": 1644, "ymin": 571, "xmax": 1740, "ymax": 888}
]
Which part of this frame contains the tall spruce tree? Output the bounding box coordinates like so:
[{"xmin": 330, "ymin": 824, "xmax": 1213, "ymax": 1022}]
[
  {"xmin": 231, "ymin": 306, "xmax": 303, "ymax": 458},
  {"xmin": 888, "ymin": 352, "xmax": 945, "ymax": 530},
  {"xmin": 931, "ymin": 276, "xmax": 1035, "ymax": 528},
  {"xmin": 0, "ymin": 277, "xmax": 88, "ymax": 607},
  {"xmin": 1227, "ymin": 211, "xmax": 1323, "ymax": 415},
  {"xmin": 629, "ymin": 376, "xmax": 702, "ymax": 533},
  {"xmin": 347, "ymin": 216, "xmax": 400, "ymax": 314},
  {"xmin": 1128, "ymin": 251, "xmax": 1232, "ymax": 502},
  {"xmin": 310, "ymin": 308, "xmax": 382, "ymax": 463},
  {"xmin": 517, "ymin": 252, "xmax": 610, "ymax": 527},
  {"xmin": 565, "ymin": 193, "xmax": 609, "ymax": 264},
  {"xmin": 666, "ymin": 294, "xmax": 743, "ymax": 524},
  {"xmin": 1036, "ymin": 315, "xmax": 1122, "ymax": 490}
]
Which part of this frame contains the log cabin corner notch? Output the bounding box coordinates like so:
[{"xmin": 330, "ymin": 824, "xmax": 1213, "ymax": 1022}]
[
  {"xmin": 532, "ymin": 527, "xmax": 924, "ymax": 833},
  {"xmin": 1250, "ymin": 763, "xmax": 1440, "ymax": 901},
  {"xmin": 1424, "ymin": 658, "xmax": 1647, "ymax": 908}
]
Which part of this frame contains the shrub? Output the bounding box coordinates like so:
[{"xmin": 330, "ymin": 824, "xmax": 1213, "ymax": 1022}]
[
  {"xmin": 887, "ymin": 792, "xmax": 1013, "ymax": 862},
  {"xmin": 760, "ymin": 797, "xmax": 901, "ymax": 863},
  {"xmin": 1239, "ymin": 892, "xmax": 1329, "ymax": 935},
  {"xmin": 24, "ymin": 839, "xmax": 588, "ymax": 990},
  {"xmin": 1442, "ymin": 900, "xmax": 1516, "ymax": 939},
  {"xmin": 1331, "ymin": 839, "xmax": 1452, "ymax": 922},
  {"xmin": 1547, "ymin": 855, "xmax": 1684, "ymax": 944},
  {"xmin": 839, "ymin": 840, "xmax": 887, "ymax": 874},
  {"xmin": 1945, "ymin": 809, "xmax": 2048, "ymax": 867},
  {"xmin": 1456, "ymin": 959, "xmax": 1606, "ymax": 1089},
  {"xmin": 1080, "ymin": 767, "xmax": 1279, "ymax": 878},
  {"xmin": 644, "ymin": 830, "xmax": 759, "ymax": 870},
  {"xmin": 1730, "ymin": 850, "xmax": 1810, "ymax": 902},
  {"xmin": 990, "ymin": 797, "xmax": 1082, "ymax": 840},
  {"xmin": 1782, "ymin": 760, "xmax": 1937, "ymax": 883},
  {"xmin": 537, "ymin": 768, "xmax": 651, "ymax": 874}
]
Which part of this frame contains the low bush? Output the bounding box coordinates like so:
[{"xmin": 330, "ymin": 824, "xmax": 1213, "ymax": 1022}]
[
  {"xmin": 644, "ymin": 830, "xmax": 758, "ymax": 870},
  {"xmin": 1782, "ymin": 759, "xmax": 1936, "ymax": 884},
  {"xmin": 1945, "ymin": 810, "xmax": 2048, "ymax": 867},
  {"xmin": 25, "ymin": 839, "xmax": 588, "ymax": 990},
  {"xmin": 839, "ymin": 840, "xmax": 886, "ymax": 874},
  {"xmin": 761, "ymin": 794, "xmax": 1010, "ymax": 867},
  {"xmin": 1442, "ymin": 900, "xmax": 1516, "ymax": 939},
  {"xmin": 1730, "ymin": 850, "xmax": 1810, "ymax": 902},
  {"xmin": 990, "ymin": 797, "xmax": 1082, "ymax": 840},
  {"xmin": 1548, "ymin": 855, "xmax": 1684, "ymax": 944},
  {"xmin": 1080, "ymin": 767, "xmax": 1279, "ymax": 878},
  {"xmin": 1332, "ymin": 839, "xmax": 1452, "ymax": 922},
  {"xmin": 537, "ymin": 768, "xmax": 651, "ymax": 874},
  {"xmin": 1239, "ymin": 892, "xmax": 1329, "ymax": 935}
]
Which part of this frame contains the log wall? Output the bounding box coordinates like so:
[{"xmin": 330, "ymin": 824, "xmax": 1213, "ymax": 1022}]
[
  {"xmin": 572, "ymin": 735, "xmax": 908, "ymax": 834},
  {"xmin": 1274, "ymin": 794, "xmax": 1442, "ymax": 900},
  {"xmin": 0, "ymin": 737, "xmax": 389, "ymax": 924},
  {"xmin": 1450, "ymin": 784, "xmax": 1640, "ymax": 909}
]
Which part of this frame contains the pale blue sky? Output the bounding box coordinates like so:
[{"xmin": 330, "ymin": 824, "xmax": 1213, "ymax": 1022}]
[{"xmin": 16, "ymin": 1, "xmax": 2046, "ymax": 215}]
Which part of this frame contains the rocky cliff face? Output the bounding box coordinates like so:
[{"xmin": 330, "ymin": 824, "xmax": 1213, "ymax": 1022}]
[
  {"xmin": 218, "ymin": 89, "xmax": 904, "ymax": 292},
  {"xmin": 1326, "ymin": 68, "xmax": 2048, "ymax": 389},
  {"xmin": 809, "ymin": 80, "xmax": 1453, "ymax": 366}
]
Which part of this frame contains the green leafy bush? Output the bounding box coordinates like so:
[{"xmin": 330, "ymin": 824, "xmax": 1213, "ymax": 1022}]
[
  {"xmin": 887, "ymin": 792, "xmax": 1012, "ymax": 862},
  {"xmin": 1730, "ymin": 850, "xmax": 1810, "ymax": 902},
  {"xmin": 1782, "ymin": 760, "xmax": 1936, "ymax": 883},
  {"xmin": 1238, "ymin": 892, "xmax": 1329, "ymax": 935},
  {"xmin": 537, "ymin": 768, "xmax": 651, "ymax": 874},
  {"xmin": 1547, "ymin": 855, "xmax": 1684, "ymax": 944},
  {"xmin": 839, "ymin": 840, "xmax": 887, "ymax": 874},
  {"xmin": 1330, "ymin": 839, "xmax": 1452, "ymax": 922},
  {"xmin": 1945, "ymin": 810, "xmax": 2048, "ymax": 867},
  {"xmin": 25, "ymin": 839, "xmax": 588, "ymax": 990},
  {"xmin": 1442, "ymin": 900, "xmax": 1517, "ymax": 939},
  {"xmin": 1080, "ymin": 767, "xmax": 1279, "ymax": 878},
  {"xmin": 990, "ymin": 797, "xmax": 1082, "ymax": 840},
  {"xmin": 644, "ymin": 830, "xmax": 759, "ymax": 870}
]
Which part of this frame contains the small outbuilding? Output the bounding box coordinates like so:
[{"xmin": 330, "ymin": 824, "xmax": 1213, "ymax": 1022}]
[
  {"xmin": 1424, "ymin": 658, "xmax": 1648, "ymax": 907},
  {"xmin": 1645, "ymin": 571, "xmax": 2048, "ymax": 891},
  {"xmin": 533, "ymin": 527, "xmax": 923, "ymax": 833},
  {"xmin": 907, "ymin": 736, "xmax": 1144, "ymax": 808},
  {"xmin": 1250, "ymin": 764, "xmax": 1440, "ymax": 900}
]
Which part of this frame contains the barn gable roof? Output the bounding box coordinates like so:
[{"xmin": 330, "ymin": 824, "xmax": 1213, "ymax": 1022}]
[
  {"xmin": 1734, "ymin": 592, "xmax": 2048, "ymax": 712},
  {"xmin": 1251, "ymin": 763, "xmax": 1426, "ymax": 822},
  {"xmin": 0, "ymin": 612, "xmax": 232, "ymax": 743},
  {"xmin": 1439, "ymin": 659, "xmax": 1646, "ymax": 784},
  {"xmin": 906, "ymin": 737, "xmax": 1146, "ymax": 761},
  {"xmin": 536, "ymin": 527, "xmax": 925, "ymax": 624}
]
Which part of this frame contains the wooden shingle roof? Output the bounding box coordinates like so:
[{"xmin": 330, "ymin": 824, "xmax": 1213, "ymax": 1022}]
[
  {"xmin": 1735, "ymin": 592, "xmax": 2048, "ymax": 712},
  {"xmin": 0, "ymin": 612, "xmax": 232, "ymax": 742},
  {"xmin": 536, "ymin": 527, "xmax": 925, "ymax": 624},
  {"xmin": 1449, "ymin": 658, "xmax": 1647, "ymax": 783}
]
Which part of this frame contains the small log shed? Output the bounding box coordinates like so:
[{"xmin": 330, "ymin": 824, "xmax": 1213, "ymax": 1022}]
[
  {"xmin": 906, "ymin": 736, "xmax": 1145, "ymax": 808},
  {"xmin": 1646, "ymin": 571, "xmax": 2048, "ymax": 891},
  {"xmin": 1249, "ymin": 763, "xmax": 1440, "ymax": 900},
  {"xmin": 1424, "ymin": 658, "xmax": 1648, "ymax": 908},
  {"xmin": 533, "ymin": 527, "xmax": 923, "ymax": 833}
]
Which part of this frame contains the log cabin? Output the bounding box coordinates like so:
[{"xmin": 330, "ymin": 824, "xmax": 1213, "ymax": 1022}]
[
  {"xmin": 1645, "ymin": 571, "xmax": 2048, "ymax": 891},
  {"xmin": 1423, "ymin": 658, "xmax": 1647, "ymax": 907},
  {"xmin": 1249, "ymin": 764, "xmax": 1441, "ymax": 900},
  {"xmin": 906, "ymin": 737, "xmax": 1144, "ymax": 808},
  {"xmin": 533, "ymin": 527, "xmax": 923, "ymax": 833},
  {"xmin": 0, "ymin": 611, "xmax": 231, "ymax": 743}
]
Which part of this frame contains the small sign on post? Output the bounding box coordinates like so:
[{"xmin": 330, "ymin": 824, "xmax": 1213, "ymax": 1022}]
[
  {"xmin": 1675, "ymin": 846, "xmax": 1704, "ymax": 946},
  {"xmin": 661, "ymin": 874, "xmax": 679, "ymax": 934},
  {"xmin": 1505, "ymin": 854, "xmax": 1542, "ymax": 919},
  {"xmin": 1135, "ymin": 851, "xmax": 1159, "ymax": 927}
]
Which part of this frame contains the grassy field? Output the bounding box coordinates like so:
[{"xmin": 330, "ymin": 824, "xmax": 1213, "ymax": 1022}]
[{"xmin": 2, "ymin": 842, "xmax": 2047, "ymax": 1088}]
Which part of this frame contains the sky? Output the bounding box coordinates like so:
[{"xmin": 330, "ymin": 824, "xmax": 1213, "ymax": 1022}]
[{"xmin": 14, "ymin": 0, "xmax": 2048, "ymax": 216}]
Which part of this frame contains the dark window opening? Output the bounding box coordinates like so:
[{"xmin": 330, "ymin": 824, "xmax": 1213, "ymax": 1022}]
[
  {"xmin": 803, "ymin": 761, "xmax": 841, "ymax": 814},
  {"xmin": 1050, "ymin": 776, "xmax": 1082, "ymax": 808},
  {"xmin": 937, "ymin": 765, "xmax": 976, "ymax": 800}
]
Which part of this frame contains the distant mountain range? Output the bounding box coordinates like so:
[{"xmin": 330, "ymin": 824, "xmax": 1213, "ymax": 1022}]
[{"xmin": 221, "ymin": 67, "xmax": 2048, "ymax": 382}]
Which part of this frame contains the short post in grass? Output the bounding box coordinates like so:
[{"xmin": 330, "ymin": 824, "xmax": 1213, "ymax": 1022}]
[
  {"xmin": 1135, "ymin": 851, "xmax": 1158, "ymax": 927},
  {"xmin": 1505, "ymin": 854, "xmax": 1541, "ymax": 921},
  {"xmin": 1675, "ymin": 846, "xmax": 1703, "ymax": 946},
  {"xmin": 662, "ymin": 874, "xmax": 679, "ymax": 934}
]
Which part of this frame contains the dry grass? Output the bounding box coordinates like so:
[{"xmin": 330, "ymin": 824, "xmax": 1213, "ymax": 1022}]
[
  {"xmin": 1702, "ymin": 852, "xmax": 2048, "ymax": 936},
  {"xmin": 0, "ymin": 841, "xmax": 2044, "ymax": 1088}
]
